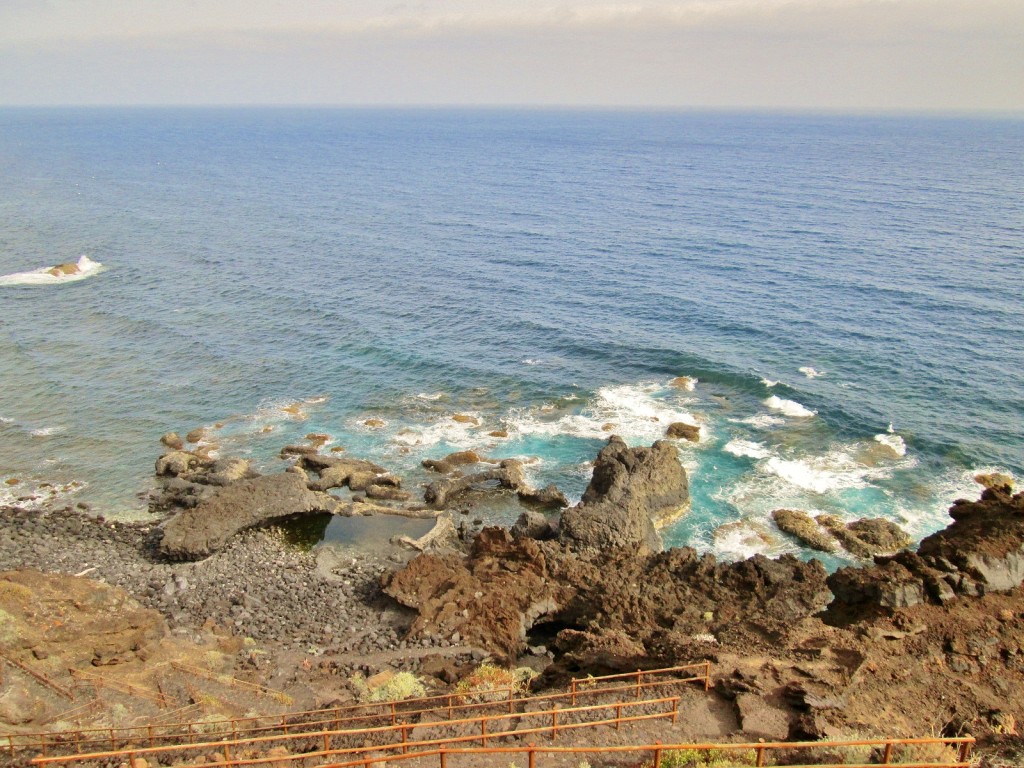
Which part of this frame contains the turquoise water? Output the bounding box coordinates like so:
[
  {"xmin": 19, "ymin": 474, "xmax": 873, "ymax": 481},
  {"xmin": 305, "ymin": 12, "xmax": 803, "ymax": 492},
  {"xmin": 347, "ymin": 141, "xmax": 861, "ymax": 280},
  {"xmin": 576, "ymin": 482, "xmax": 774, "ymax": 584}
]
[{"xmin": 1, "ymin": 108, "xmax": 1021, "ymax": 564}]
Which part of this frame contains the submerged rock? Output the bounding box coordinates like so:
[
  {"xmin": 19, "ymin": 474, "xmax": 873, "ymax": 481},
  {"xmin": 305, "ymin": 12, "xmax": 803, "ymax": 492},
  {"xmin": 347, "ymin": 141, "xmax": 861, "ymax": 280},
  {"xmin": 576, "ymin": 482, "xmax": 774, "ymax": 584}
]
[{"xmin": 559, "ymin": 436, "xmax": 689, "ymax": 554}]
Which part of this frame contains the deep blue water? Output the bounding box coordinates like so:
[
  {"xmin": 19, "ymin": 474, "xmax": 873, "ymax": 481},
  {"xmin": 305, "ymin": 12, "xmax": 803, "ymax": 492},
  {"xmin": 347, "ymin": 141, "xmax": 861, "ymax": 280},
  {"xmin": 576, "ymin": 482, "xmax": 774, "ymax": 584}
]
[{"xmin": 1, "ymin": 108, "xmax": 1022, "ymax": 563}]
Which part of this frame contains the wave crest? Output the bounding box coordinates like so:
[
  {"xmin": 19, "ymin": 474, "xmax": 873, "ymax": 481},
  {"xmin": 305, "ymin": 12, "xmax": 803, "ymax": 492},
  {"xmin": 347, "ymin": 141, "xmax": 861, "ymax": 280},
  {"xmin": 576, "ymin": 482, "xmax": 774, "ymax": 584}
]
[{"xmin": 0, "ymin": 255, "xmax": 105, "ymax": 286}]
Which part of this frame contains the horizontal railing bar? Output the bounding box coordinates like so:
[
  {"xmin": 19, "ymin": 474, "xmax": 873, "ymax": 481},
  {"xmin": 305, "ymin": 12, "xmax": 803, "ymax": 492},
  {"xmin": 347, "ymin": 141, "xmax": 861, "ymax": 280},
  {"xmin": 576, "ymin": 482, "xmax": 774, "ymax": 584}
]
[
  {"xmin": 12, "ymin": 667, "xmax": 709, "ymax": 753},
  {"xmin": 29, "ymin": 695, "xmax": 682, "ymax": 764}
]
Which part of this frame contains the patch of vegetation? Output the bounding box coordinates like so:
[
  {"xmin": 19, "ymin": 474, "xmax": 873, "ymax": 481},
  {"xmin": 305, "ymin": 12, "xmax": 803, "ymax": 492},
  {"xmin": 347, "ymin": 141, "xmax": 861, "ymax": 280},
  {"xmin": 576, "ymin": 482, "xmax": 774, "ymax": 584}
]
[
  {"xmin": 643, "ymin": 748, "xmax": 758, "ymax": 768},
  {"xmin": 351, "ymin": 671, "xmax": 427, "ymax": 702},
  {"xmin": 453, "ymin": 663, "xmax": 538, "ymax": 700}
]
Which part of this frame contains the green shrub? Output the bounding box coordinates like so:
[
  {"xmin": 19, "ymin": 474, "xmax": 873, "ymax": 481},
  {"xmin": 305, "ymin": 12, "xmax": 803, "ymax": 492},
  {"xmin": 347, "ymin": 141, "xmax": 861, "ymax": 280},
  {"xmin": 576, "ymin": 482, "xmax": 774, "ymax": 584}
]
[
  {"xmin": 350, "ymin": 671, "xmax": 427, "ymax": 703},
  {"xmin": 645, "ymin": 747, "xmax": 758, "ymax": 767}
]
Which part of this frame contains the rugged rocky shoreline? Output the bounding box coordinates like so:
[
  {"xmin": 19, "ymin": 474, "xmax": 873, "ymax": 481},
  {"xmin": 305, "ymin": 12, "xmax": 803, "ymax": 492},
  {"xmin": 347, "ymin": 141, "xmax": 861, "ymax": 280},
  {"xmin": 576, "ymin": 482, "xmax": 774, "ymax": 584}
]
[{"xmin": 1, "ymin": 436, "xmax": 1022, "ymax": 765}]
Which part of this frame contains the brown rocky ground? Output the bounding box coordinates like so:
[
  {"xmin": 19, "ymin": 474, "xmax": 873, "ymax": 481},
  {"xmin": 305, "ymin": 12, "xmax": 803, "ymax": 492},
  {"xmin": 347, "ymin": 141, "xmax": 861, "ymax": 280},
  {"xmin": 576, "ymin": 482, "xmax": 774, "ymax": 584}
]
[{"xmin": 1, "ymin": 440, "xmax": 1022, "ymax": 766}]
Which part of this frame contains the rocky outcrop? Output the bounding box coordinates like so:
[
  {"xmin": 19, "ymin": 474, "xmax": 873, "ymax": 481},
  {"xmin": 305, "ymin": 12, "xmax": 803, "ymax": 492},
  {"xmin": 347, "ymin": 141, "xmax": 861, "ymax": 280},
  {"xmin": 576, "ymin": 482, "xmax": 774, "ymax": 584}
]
[
  {"xmin": 160, "ymin": 473, "xmax": 336, "ymax": 560},
  {"xmin": 424, "ymin": 460, "xmax": 526, "ymax": 508},
  {"xmin": 816, "ymin": 515, "xmax": 912, "ymax": 559},
  {"xmin": 384, "ymin": 527, "xmax": 829, "ymax": 664},
  {"xmin": 772, "ymin": 509, "xmax": 839, "ymax": 553},
  {"xmin": 826, "ymin": 478, "xmax": 1024, "ymax": 622},
  {"xmin": 666, "ymin": 422, "xmax": 701, "ymax": 441},
  {"xmin": 559, "ymin": 436, "xmax": 689, "ymax": 554},
  {"xmin": 517, "ymin": 484, "xmax": 568, "ymax": 509},
  {"xmin": 383, "ymin": 530, "xmax": 574, "ymax": 660},
  {"xmin": 771, "ymin": 510, "xmax": 911, "ymax": 560},
  {"xmin": 510, "ymin": 509, "xmax": 556, "ymax": 540},
  {"xmin": 422, "ymin": 451, "xmax": 483, "ymax": 474},
  {"xmin": 303, "ymin": 457, "xmax": 391, "ymax": 492}
]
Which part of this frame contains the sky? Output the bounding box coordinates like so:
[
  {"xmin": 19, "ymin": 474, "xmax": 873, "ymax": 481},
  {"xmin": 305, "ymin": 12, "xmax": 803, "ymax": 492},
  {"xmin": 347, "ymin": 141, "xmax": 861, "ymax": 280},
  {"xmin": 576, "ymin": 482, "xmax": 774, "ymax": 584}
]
[{"xmin": 0, "ymin": 0, "xmax": 1021, "ymax": 111}]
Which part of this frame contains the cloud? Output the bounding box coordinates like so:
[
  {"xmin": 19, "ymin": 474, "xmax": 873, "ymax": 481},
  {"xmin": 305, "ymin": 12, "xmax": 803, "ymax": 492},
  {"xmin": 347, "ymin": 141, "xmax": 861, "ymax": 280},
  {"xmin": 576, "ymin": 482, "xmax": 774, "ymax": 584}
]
[{"xmin": 0, "ymin": 0, "xmax": 1021, "ymax": 110}]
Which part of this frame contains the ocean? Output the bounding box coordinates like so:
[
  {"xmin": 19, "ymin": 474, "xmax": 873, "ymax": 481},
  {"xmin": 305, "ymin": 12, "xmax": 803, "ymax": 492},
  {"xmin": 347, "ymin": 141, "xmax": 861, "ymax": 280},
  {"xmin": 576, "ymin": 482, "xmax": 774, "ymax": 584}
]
[{"xmin": 1, "ymin": 108, "xmax": 1021, "ymax": 566}]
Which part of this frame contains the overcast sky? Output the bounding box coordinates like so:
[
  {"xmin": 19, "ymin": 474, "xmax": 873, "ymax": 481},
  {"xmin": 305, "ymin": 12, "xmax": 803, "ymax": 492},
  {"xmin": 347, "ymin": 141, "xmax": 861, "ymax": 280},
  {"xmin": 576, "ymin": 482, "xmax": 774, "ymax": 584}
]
[{"xmin": 1, "ymin": 0, "xmax": 1021, "ymax": 111}]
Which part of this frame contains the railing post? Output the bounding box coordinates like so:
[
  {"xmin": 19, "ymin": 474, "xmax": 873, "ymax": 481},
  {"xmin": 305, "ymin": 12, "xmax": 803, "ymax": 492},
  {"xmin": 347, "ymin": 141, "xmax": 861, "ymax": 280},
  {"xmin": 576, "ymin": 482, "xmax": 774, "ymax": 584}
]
[
  {"xmin": 672, "ymin": 697, "xmax": 679, "ymax": 724},
  {"xmin": 481, "ymin": 716, "xmax": 488, "ymax": 747},
  {"xmin": 509, "ymin": 687, "xmax": 515, "ymax": 714},
  {"xmin": 882, "ymin": 742, "xmax": 893, "ymax": 764},
  {"xmin": 705, "ymin": 661, "xmax": 711, "ymax": 692},
  {"xmin": 448, "ymin": 694, "xmax": 453, "ymax": 719},
  {"xmin": 571, "ymin": 678, "xmax": 577, "ymax": 706},
  {"xmin": 756, "ymin": 745, "xmax": 766, "ymax": 767},
  {"xmin": 6, "ymin": 735, "xmax": 13, "ymax": 757},
  {"xmin": 958, "ymin": 741, "xmax": 971, "ymax": 764},
  {"xmin": 653, "ymin": 741, "xmax": 662, "ymax": 768},
  {"xmin": 231, "ymin": 719, "xmax": 237, "ymax": 739},
  {"xmin": 636, "ymin": 669, "xmax": 642, "ymax": 699},
  {"xmin": 224, "ymin": 742, "xmax": 232, "ymax": 763},
  {"xmin": 128, "ymin": 752, "xmax": 138, "ymax": 768},
  {"xmin": 551, "ymin": 708, "xmax": 558, "ymax": 741},
  {"xmin": 440, "ymin": 746, "xmax": 448, "ymax": 768},
  {"xmin": 615, "ymin": 703, "xmax": 622, "ymax": 730},
  {"xmin": 391, "ymin": 701, "xmax": 397, "ymax": 725},
  {"xmin": 528, "ymin": 742, "xmax": 536, "ymax": 768},
  {"xmin": 401, "ymin": 724, "xmax": 409, "ymax": 754},
  {"xmin": 323, "ymin": 732, "xmax": 330, "ymax": 752}
]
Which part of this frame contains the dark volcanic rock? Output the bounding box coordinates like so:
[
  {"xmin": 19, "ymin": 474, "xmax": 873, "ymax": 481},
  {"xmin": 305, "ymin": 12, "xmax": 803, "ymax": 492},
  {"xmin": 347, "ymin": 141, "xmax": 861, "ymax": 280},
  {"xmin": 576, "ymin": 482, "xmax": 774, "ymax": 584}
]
[
  {"xmin": 517, "ymin": 484, "xmax": 568, "ymax": 510},
  {"xmin": 559, "ymin": 436, "xmax": 689, "ymax": 554},
  {"xmin": 160, "ymin": 473, "xmax": 336, "ymax": 560},
  {"xmin": 423, "ymin": 460, "xmax": 526, "ymax": 508},
  {"xmin": 384, "ymin": 524, "xmax": 829, "ymax": 663},
  {"xmin": 772, "ymin": 509, "xmax": 839, "ymax": 553},
  {"xmin": 510, "ymin": 509, "xmax": 556, "ymax": 540},
  {"xmin": 826, "ymin": 482, "xmax": 1024, "ymax": 622},
  {"xmin": 665, "ymin": 421, "xmax": 701, "ymax": 441},
  {"xmin": 422, "ymin": 451, "xmax": 483, "ymax": 474},
  {"xmin": 816, "ymin": 515, "xmax": 912, "ymax": 559}
]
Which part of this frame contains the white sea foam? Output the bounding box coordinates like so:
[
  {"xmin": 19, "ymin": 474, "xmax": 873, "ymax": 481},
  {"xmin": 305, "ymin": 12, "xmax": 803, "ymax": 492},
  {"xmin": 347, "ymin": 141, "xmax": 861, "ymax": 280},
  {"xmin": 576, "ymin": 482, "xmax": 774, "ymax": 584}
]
[
  {"xmin": 389, "ymin": 413, "xmax": 495, "ymax": 450},
  {"xmin": 416, "ymin": 392, "xmax": 446, "ymax": 401},
  {"xmin": 670, "ymin": 376, "xmax": 698, "ymax": 391},
  {"xmin": 760, "ymin": 378, "xmax": 779, "ymax": 388},
  {"xmin": 732, "ymin": 414, "xmax": 786, "ymax": 429},
  {"xmin": 799, "ymin": 366, "xmax": 824, "ymax": 379},
  {"xmin": 763, "ymin": 456, "xmax": 857, "ymax": 494},
  {"xmin": 507, "ymin": 382, "xmax": 703, "ymax": 444},
  {"xmin": 29, "ymin": 426, "xmax": 64, "ymax": 437},
  {"xmin": 764, "ymin": 396, "xmax": 816, "ymax": 418},
  {"xmin": 521, "ymin": 359, "xmax": 542, "ymax": 366},
  {"xmin": 711, "ymin": 519, "xmax": 789, "ymax": 561},
  {"xmin": 873, "ymin": 431, "xmax": 907, "ymax": 457},
  {"xmin": 723, "ymin": 439, "xmax": 772, "ymax": 460},
  {"xmin": 0, "ymin": 255, "xmax": 105, "ymax": 286},
  {"xmin": 0, "ymin": 479, "xmax": 85, "ymax": 510}
]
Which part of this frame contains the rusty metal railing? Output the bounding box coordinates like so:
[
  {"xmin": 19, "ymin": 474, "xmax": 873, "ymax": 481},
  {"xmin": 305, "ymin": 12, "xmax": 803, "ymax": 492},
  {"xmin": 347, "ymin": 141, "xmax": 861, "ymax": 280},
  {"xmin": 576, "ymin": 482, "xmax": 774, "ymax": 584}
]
[
  {"xmin": 31, "ymin": 732, "xmax": 977, "ymax": 768},
  {"xmin": 29, "ymin": 695, "xmax": 684, "ymax": 767},
  {"xmin": 311, "ymin": 737, "xmax": 976, "ymax": 768},
  {"xmin": 6, "ymin": 662, "xmax": 712, "ymax": 756}
]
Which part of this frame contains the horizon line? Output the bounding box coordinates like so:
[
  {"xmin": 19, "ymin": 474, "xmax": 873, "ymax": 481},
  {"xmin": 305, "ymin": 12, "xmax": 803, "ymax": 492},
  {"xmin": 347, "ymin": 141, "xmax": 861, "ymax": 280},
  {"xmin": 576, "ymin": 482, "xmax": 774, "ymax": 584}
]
[{"xmin": 2, "ymin": 103, "xmax": 1023, "ymax": 120}]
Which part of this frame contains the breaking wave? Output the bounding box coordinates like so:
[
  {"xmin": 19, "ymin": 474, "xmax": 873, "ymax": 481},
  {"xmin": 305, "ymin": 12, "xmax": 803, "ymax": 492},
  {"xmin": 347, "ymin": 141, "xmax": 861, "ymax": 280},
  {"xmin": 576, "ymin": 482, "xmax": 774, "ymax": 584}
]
[{"xmin": 0, "ymin": 255, "xmax": 104, "ymax": 286}]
